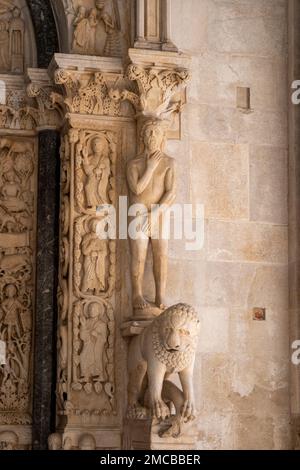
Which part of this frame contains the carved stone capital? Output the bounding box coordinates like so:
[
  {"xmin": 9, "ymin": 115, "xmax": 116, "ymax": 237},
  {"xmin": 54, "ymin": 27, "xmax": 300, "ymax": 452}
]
[
  {"xmin": 26, "ymin": 68, "xmax": 64, "ymax": 131},
  {"xmin": 104, "ymin": 49, "xmax": 191, "ymax": 141},
  {"xmin": 0, "ymin": 76, "xmax": 38, "ymax": 133},
  {"xmin": 50, "ymin": 54, "xmax": 135, "ymax": 120}
]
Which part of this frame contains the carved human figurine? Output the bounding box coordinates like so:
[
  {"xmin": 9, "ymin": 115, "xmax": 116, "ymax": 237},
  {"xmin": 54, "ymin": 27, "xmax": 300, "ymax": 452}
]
[
  {"xmin": 87, "ymin": 8, "xmax": 98, "ymax": 53},
  {"xmin": 0, "ymin": 284, "xmax": 23, "ymax": 341},
  {"xmin": 79, "ymin": 302, "xmax": 107, "ymax": 382},
  {"xmin": 72, "ymin": 6, "xmax": 88, "ymax": 53},
  {"xmin": 0, "ymin": 21, "xmax": 9, "ymax": 71},
  {"xmin": 1, "ymin": 170, "xmax": 27, "ymax": 213},
  {"xmin": 83, "ymin": 136, "xmax": 111, "ymax": 208},
  {"xmin": 81, "ymin": 219, "xmax": 108, "ymax": 294},
  {"xmin": 96, "ymin": 0, "xmax": 122, "ymax": 57},
  {"xmin": 72, "ymin": 7, "xmax": 98, "ymax": 54},
  {"xmin": 127, "ymin": 119, "xmax": 176, "ymax": 314},
  {"xmin": 9, "ymin": 7, "xmax": 24, "ymax": 73}
]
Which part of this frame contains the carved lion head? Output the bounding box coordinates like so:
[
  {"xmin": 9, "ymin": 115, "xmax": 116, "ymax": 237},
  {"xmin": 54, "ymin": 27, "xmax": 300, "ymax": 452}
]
[{"xmin": 153, "ymin": 304, "xmax": 200, "ymax": 355}]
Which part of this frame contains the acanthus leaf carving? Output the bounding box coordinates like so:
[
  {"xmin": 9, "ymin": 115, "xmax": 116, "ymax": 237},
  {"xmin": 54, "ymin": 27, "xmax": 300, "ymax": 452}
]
[
  {"xmin": 54, "ymin": 69, "xmax": 134, "ymax": 117},
  {"xmin": 26, "ymin": 82, "xmax": 64, "ymax": 129},
  {"xmin": 0, "ymin": 90, "xmax": 38, "ymax": 131},
  {"xmin": 123, "ymin": 63, "xmax": 190, "ymax": 119}
]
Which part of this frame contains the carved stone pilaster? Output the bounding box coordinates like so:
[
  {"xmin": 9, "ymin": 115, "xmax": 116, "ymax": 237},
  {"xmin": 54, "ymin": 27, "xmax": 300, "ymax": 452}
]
[
  {"xmin": 0, "ymin": 133, "xmax": 38, "ymax": 450},
  {"xmin": 50, "ymin": 54, "xmax": 136, "ymax": 450}
]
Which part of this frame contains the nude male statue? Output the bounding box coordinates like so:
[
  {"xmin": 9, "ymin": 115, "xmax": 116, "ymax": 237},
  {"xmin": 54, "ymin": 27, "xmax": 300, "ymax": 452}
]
[{"xmin": 127, "ymin": 119, "xmax": 176, "ymax": 314}]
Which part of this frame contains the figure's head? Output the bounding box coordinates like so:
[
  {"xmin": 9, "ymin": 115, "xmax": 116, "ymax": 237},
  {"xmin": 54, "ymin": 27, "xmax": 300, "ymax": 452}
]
[
  {"xmin": 91, "ymin": 136, "xmax": 109, "ymax": 157},
  {"xmin": 48, "ymin": 433, "xmax": 62, "ymax": 451},
  {"xmin": 78, "ymin": 6, "xmax": 86, "ymax": 16},
  {"xmin": 89, "ymin": 8, "xmax": 98, "ymax": 18},
  {"xmin": 156, "ymin": 304, "xmax": 200, "ymax": 354},
  {"xmin": 96, "ymin": 0, "xmax": 105, "ymax": 11},
  {"xmin": 12, "ymin": 7, "xmax": 21, "ymax": 18},
  {"xmin": 87, "ymin": 302, "xmax": 104, "ymax": 319},
  {"xmin": 78, "ymin": 433, "xmax": 96, "ymax": 450},
  {"xmin": 5, "ymin": 284, "xmax": 17, "ymax": 299},
  {"xmin": 140, "ymin": 120, "xmax": 167, "ymax": 153},
  {"xmin": 88, "ymin": 217, "xmax": 100, "ymax": 234},
  {"xmin": 4, "ymin": 170, "xmax": 15, "ymax": 182}
]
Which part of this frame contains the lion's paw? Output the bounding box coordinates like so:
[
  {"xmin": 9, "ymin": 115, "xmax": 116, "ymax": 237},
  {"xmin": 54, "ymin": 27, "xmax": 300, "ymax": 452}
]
[
  {"xmin": 181, "ymin": 399, "xmax": 196, "ymax": 422},
  {"xmin": 127, "ymin": 404, "xmax": 148, "ymax": 420},
  {"xmin": 152, "ymin": 399, "xmax": 170, "ymax": 421}
]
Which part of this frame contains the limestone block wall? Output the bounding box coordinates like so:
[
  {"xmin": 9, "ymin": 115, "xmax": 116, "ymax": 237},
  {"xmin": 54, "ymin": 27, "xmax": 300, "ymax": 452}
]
[
  {"xmin": 288, "ymin": 0, "xmax": 300, "ymax": 449},
  {"xmin": 162, "ymin": 0, "xmax": 290, "ymax": 450}
]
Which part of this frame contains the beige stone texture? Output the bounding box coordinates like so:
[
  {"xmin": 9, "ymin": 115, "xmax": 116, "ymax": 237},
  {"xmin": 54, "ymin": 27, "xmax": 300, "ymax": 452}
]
[
  {"xmin": 191, "ymin": 142, "xmax": 249, "ymax": 220},
  {"xmin": 250, "ymin": 145, "xmax": 288, "ymax": 225},
  {"xmin": 208, "ymin": 220, "xmax": 288, "ymax": 264},
  {"xmin": 168, "ymin": 0, "xmax": 290, "ymax": 450}
]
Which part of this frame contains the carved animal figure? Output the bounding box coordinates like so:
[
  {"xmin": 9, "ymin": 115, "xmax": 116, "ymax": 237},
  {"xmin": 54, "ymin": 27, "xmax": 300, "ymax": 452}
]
[
  {"xmin": 0, "ymin": 205, "xmax": 16, "ymax": 231},
  {"xmin": 0, "ymin": 138, "xmax": 33, "ymax": 156},
  {"xmin": 127, "ymin": 304, "xmax": 200, "ymax": 425},
  {"xmin": 0, "ymin": 252, "xmax": 30, "ymax": 274}
]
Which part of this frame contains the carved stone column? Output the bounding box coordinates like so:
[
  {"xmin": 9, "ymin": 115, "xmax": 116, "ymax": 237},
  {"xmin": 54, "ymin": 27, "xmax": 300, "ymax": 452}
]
[
  {"xmin": 49, "ymin": 54, "xmax": 136, "ymax": 450},
  {"xmin": 134, "ymin": 0, "xmax": 178, "ymax": 52},
  {"xmin": 0, "ymin": 77, "xmax": 39, "ymax": 450}
]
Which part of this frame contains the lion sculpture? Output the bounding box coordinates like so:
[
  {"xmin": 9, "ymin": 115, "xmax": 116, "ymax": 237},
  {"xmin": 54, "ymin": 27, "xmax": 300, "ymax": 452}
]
[{"xmin": 127, "ymin": 303, "xmax": 200, "ymax": 437}]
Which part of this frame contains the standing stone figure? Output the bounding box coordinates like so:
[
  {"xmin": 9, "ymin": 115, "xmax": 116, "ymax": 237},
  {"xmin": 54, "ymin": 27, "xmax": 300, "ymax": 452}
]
[
  {"xmin": 127, "ymin": 119, "xmax": 176, "ymax": 315},
  {"xmin": 9, "ymin": 7, "xmax": 24, "ymax": 73},
  {"xmin": 83, "ymin": 136, "xmax": 111, "ymax": 208},
  {"xmin": 0, "ymin": 21, "xmax": 9, "ymax": 71},
  {"xmin": 72, "ymin": 6, "xmax": 98, "ymax": 54},
  {"xmin": 96, "ymin": 0, "xmax": 122, "ymax": 57},
  {"xmin": 0, "ymin": 284, "xmax": 23, "ymax": 341},
  {"xmin": 81, "ymin": 219, "xmax": 108, "ymax": 295},
  {"xmin": 79, "ymin": 302, "xmax": 107, "ymax": 382}
]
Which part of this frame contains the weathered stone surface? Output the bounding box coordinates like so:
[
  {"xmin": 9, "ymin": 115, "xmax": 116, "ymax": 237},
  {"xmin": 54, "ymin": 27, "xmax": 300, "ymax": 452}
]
[
  {"xmin": 250, "ymin": 145, "xmax": 288, "ymax": 224},
  {"xmin": 184, "ymin": 104, "xmax": 288, "ymax": 148},
  {"xmin": 191, "ymin": 142, "xmax": 249, "ymax": 220},
  {"xmin": 208, "ymin": 220, "xmax": 288, "ymax": 264},
  {"xmin": 234, "ymin": 415, "xmax": 274, "ymax": 450}
]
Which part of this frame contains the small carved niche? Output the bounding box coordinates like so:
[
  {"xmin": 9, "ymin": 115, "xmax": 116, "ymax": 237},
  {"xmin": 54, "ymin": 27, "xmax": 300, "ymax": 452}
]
[{"xmin": 237, "ymin": 87, "xmax": 251, "ymax": 112}]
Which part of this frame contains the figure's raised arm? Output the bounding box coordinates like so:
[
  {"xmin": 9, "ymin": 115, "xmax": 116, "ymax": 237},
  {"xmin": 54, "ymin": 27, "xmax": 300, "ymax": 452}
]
[{"xmin": 127, "ymin": 152, "xmax": 161, "ymax": 196}]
